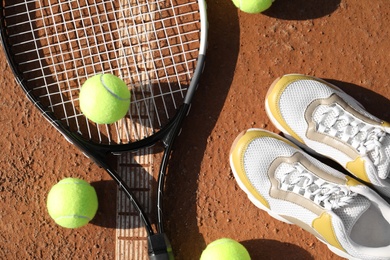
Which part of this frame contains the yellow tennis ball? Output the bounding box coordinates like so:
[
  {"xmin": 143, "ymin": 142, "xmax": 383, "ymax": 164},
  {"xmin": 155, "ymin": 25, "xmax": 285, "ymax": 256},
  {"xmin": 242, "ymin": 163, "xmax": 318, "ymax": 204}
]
[
  {"xmin": 232, "ymin": 0, "xmax": 273, "ymax": 13},
  {"xmin": 79, "ymin": 73, "xmax": 131, "ymax": 124},
  {"xmin": 47, "ymin": 178, "xmax": 98, "ymax": 229},
  {"xmin": 200, "ymin": 238, "xmax": 251, "ymax": 260}
]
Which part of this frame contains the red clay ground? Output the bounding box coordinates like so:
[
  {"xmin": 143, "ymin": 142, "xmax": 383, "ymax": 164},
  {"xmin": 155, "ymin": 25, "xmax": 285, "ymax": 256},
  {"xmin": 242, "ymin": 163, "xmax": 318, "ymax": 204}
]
[{"xmin": 1, "ymin": 0, "xmax": 390, "ymax": 259}]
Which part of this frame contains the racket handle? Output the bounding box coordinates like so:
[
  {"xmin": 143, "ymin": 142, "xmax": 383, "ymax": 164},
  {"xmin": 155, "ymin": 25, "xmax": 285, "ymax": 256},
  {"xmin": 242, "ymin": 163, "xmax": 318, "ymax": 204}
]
[{"xmin": 148, "ymin": 233, "xmax": 174, "ymax": 260}]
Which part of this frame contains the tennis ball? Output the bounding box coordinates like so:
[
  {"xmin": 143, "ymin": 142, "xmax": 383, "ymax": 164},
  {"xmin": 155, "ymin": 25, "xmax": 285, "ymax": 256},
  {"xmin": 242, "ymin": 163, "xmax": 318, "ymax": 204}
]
[
  {"xmin": 232, "ymin": 0, "xmax": 273, "ymax": 13},
  {"xmin": 200, "ymin": 238, "xmax": 251, "ymax": 260},
  {"xmin": 47, "ymin": 178, "xmax": 98, "ymax": 229},
  {"xmin": 79, "ymin": 73, "xmax": 131, "ymax": 124}
]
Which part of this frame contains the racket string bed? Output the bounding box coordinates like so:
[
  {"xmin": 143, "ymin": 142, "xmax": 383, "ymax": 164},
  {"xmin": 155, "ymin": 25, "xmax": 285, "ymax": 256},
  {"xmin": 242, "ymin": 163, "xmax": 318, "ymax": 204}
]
[{"xmin": 2, "ymin": 0, "xmax": 201, "ymax": 145}]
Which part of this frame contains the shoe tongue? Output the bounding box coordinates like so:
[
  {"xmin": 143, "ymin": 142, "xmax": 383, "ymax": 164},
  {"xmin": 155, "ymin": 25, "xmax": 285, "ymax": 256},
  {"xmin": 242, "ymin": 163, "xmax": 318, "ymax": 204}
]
[{"xmin": 333, "ymin": 195, "xmax": 371, "ymax": 235}]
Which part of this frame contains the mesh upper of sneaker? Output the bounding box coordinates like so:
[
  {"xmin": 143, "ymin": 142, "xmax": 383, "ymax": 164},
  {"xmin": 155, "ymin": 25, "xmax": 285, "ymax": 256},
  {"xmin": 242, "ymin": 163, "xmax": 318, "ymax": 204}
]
[{"xmin": 242, "ymin": 136, "xmax": 371, "ymax": 229}]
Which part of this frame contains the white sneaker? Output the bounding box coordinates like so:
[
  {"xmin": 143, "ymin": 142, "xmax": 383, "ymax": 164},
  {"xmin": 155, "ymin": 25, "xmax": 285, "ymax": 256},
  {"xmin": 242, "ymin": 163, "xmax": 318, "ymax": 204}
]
[
  {"xmin": 230, "ymin": 128, "xmax": 390, "ymax": 260},
  {"xmin": 265, "ymin": 74, "xmax": 390, "ymax": 198}
]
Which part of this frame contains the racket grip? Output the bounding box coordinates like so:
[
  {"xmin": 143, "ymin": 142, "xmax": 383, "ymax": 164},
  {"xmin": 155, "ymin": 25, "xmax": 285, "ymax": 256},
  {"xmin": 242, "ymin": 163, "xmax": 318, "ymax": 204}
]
[{"xmin": 147, "ymin": 233, "xmax": 174, "ymax": 260}]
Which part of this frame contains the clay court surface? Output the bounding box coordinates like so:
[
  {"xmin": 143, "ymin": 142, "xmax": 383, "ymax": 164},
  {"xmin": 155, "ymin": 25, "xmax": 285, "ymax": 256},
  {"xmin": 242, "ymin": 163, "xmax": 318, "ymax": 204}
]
[{"xmin": 1, "ymin": 0, "xmax": 390, "ymax": 259}]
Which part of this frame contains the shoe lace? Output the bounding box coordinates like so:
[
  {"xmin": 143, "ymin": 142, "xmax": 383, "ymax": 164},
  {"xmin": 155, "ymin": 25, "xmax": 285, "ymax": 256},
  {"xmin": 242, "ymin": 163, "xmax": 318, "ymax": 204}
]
[
  {"xmin": 280, "ymin": 163, "xmax": 357, "ymax": 210},
  {"xmin": 317, "ymin": 104, "xmax": 386, "ymax": 168}
]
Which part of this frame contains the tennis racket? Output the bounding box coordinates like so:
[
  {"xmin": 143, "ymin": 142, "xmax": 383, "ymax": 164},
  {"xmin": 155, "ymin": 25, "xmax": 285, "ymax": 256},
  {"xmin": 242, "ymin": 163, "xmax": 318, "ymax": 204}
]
[{"xmin": 0, "ymin": 1, "xmax": 207, "ymax": 259}]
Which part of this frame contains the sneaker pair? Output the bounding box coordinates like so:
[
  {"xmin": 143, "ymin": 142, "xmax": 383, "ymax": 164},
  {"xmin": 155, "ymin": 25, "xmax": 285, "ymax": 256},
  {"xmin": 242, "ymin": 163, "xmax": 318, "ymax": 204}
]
[{"xmin": 230, "ymin": 74, "xmax": 390, "ymax": 259}]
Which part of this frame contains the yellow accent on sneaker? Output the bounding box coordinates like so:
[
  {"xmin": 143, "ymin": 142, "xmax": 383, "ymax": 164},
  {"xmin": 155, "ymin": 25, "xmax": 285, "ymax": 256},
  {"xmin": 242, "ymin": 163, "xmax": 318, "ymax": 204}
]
[
  {"xmin": 345, "ymin": 175, "xmax": 364, "ymax": 187},
  {"xmin": 382, "ymin": 121, "xmax": 390, "ymax": 128},
  {"xmin": 346, "ymin": 157, "xmax": 370, "ymax": 183},
  {"xmin": 312, "ymin": 212, "xmax": 345, "ymax": 252},
  {"xmin": 230, "ymin": 129, "xmax": 301, "ymax": 210},
  {"xmin": 265, "ymin": 75, "xmax": 306, "ymax": 144},
  {"xmin": 230, "ymin": 130, "xmax": 271, "ymax": 209}
]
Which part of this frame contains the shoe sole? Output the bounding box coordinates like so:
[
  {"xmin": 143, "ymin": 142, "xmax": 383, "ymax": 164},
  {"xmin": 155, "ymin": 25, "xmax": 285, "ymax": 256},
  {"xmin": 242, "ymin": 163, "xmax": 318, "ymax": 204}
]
[{"xmin": 229, "ymin": 128, "xmax": 360, "ymax": 260}]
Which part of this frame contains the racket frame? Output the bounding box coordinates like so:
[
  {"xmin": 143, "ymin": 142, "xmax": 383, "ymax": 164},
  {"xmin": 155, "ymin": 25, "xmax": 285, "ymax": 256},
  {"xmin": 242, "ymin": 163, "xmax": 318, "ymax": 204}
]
[{"xmin": 0, "ymin": 1, "xmax": 208, "ymax": 259}]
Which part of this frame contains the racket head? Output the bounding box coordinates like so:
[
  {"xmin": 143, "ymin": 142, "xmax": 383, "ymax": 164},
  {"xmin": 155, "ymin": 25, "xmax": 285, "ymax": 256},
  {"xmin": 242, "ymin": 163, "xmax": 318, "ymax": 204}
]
[{"xmin": 0, "ymin": 0, "xmax": 207, "ymax": 150}]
